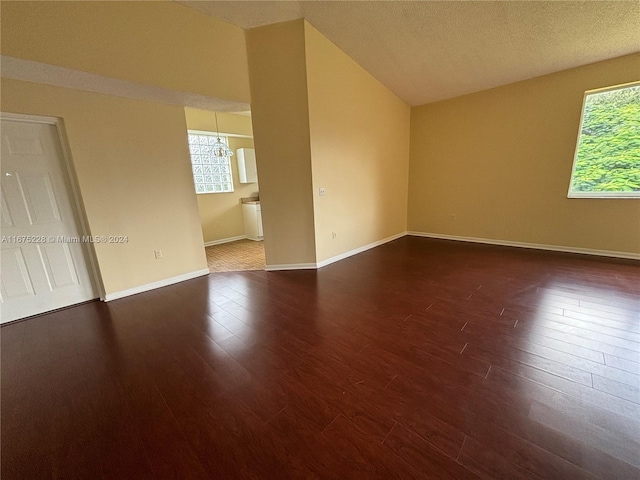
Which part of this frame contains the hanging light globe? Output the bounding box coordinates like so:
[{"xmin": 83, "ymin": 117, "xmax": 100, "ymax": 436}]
[
  {"xmin": 212, "ymin": 137, "xmax": 233, "ymax": 158},
  {"xmin": 212, "ymin": 112, "xmax": 234, "ymax": 158}
]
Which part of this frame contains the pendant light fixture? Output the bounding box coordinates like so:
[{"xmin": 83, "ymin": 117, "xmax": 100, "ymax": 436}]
[{"xmin": 212, "ymin": 112, "xmax": 234, "ymax": 158}]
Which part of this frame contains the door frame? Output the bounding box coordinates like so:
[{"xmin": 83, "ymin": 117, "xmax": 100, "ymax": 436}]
[{"xmin": 1, "ymin": 112, "xmax": 105, "ymax": 302}]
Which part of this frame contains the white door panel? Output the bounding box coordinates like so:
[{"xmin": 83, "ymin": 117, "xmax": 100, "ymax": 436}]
[
  {"xmin": 1, "ymin": 191, "xmax": 14, "ymax": 227},
  {"xmin": 1, "ymin": 174, "xmax": 32, "ymax": 226},
  {"xmin": 6, "ymin": 134, "xmax": 44, "ymax": 156},
  {"xmin": 38, "ymin": 243, "xmax": 80, "ymax": 289},
  {"xmin": 1, "ymin": 118, "xmax": 97, "ymax": 323},
  {"xmin": 21, "ymin": 173, "xmax": 62, "ymax": 224},
  {"xmin": 1, "ymin": 247, "xmax": 35, "ymax": 299}
]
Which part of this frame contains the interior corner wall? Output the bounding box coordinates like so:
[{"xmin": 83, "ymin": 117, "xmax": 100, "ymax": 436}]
[
  {"xmin": 245, "ymin": 20, "xmax": 317, "ymax": 266},
  {"xmin": 304, "ymin": 22, "xmax": 411, "ymax": 263},
  {"xmin": 408, "ymin": 53, "xmax": 640, "ymax": 256},
  {"xmin": 184, "ymin": 109, "xmax": 257, "ymax": 243},
  {"xmin": 0, "ymin": 1, "xmax": 251, "ymax": 103},
  {"xmin": 1, "ymin": 79, "xmax": 208, "ymax": 295}
]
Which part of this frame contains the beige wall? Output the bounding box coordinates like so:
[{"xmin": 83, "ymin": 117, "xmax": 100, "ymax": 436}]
[
  {"xmin": 5, "ymin": 0, "xmax": 634, "ymax": 285},
  {"xmin": 246, "ymin": 20, "xmax": 410, "ymax": 266},
  {"xmin": 186, "ymin": 109, "xmax": 254, "ymax": 138},
  {"xmin": 184, "ymin": 109, "xmax": 257, "ymax": 243},
  {"xmin": 1, "ymin": 79, "xmax": 208, "ymax": 295},
  {"xmin": 246, "ymin": 20, "xmax": 317, "ymax": 266},
  {"xmin": 408, "ymin": 53, "xmax": 640, "ymax": 255},
  {"xmin": 1, "ymin": 1, "xmax": 250, "ymax": 103},
  {"xmin": 304, "ymin": 23, "xmax": 410, "ymax": 263}
]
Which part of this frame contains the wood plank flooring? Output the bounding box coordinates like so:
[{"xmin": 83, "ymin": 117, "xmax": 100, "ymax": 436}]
[{"xmin": 2, "ymin": 237, "xmax": 639, "ymax": 479}]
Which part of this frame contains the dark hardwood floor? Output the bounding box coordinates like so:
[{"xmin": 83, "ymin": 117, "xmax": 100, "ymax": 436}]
[{"xmin": 2, "ymin": 236, "xmax": 640, "ymax": 479}]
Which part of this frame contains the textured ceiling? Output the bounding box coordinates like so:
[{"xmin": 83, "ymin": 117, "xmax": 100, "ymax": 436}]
[{"xmin": 179, "ymin": 1, "xmax": 640, "ymax": 106}]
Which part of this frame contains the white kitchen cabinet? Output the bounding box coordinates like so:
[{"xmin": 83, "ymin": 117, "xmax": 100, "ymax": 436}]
[
  {"xmin": 237, "ymin": 148, "xmax": 258, "ymax": 183},
  {"xmin": 242, "ymin": 203, "xmax": 263, "ymax": 241}
]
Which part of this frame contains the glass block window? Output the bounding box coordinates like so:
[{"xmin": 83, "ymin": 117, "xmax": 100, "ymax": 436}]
[{"xmin": 187, "ymin": 132, "xmax": 234, "ymax": 194}]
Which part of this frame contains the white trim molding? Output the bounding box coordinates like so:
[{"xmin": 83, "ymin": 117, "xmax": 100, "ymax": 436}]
[
  {"xmin": 407, "ymin": 232, "xmax": 640, "ymax": 261},
  {"xmin": 103, "ymin": 268, "xmax": 210, "ymax": 301},
  {"xmin": 264, "ymin": 232, "xmax": 408, "ymax": 272},
  {"xmin": 316, "ymin": 232, "xmax": 407, "ymax": 268},
  {"xmin": 204, "ymin": 235, "xmax": 247, "ymax": 247},
  {"xmin": 265, "ymin": 263, "xmax": 317, "ymax": 272}
]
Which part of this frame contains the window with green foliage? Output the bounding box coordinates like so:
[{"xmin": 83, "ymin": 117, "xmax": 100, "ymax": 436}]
[{"xmin": 568, "ymin": 82, "xmax": 640, "ymax": 198}]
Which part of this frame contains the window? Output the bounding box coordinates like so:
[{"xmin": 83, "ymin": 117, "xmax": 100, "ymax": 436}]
[
  {"xmin": 568, "ymin": 82, "xmax": 640, "ymax": 198},
  {"xmin": 187, "ymin": 132, "xmax": 234, "ymax": 194}
]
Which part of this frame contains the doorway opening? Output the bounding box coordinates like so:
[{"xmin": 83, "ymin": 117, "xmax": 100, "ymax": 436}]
[{"xmin": 183, "ymin": 108, "xmax": 265, "ymax": 273}]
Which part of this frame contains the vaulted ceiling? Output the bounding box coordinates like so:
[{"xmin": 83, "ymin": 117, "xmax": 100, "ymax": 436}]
[{"xmin": 180, "ymin": 1, "xmax": 640, "ymax": 106}]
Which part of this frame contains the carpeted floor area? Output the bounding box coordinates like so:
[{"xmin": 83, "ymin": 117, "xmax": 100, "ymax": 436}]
[{"xmin": 205, "ymin": 239, "xmax": 265, "ymax": 273}]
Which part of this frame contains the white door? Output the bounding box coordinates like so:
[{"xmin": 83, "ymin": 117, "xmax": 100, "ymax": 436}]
[{"xmin": 1, "ymin": 118, "xmax": 97, "ymax": 323}]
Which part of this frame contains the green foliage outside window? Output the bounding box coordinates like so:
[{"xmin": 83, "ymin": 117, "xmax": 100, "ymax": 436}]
[{"xmin": 570, "ymin": 84, "xmax": 640, "ymax": 195}]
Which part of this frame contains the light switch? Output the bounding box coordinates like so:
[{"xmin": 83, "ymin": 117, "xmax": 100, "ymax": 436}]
[{"xmin": 319, "ymin": 187, "xmax": 326, "ymax": 196}]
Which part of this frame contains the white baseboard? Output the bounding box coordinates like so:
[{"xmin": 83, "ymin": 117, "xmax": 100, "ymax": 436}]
[
  {"xmin": 204, "ymin": 235, "xmax": 246, "ymax": 247},
  {"xmin": 407, "ymin": 231, "xmax": 640, "ymax": 260},
  {"xmin": 316, "ymin": 231, "xmax": 408, "ymax": 268},
  {"xmin": 103, "ymin": 268, "xmax": 210, "ymax": 301},
  {"xmin": 264, "ymin": 232, "xmax": 408, "ymax": 272},
  {"xmin": 265, "ymin": 263, "xmax": 317, "ymax": 272}
]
